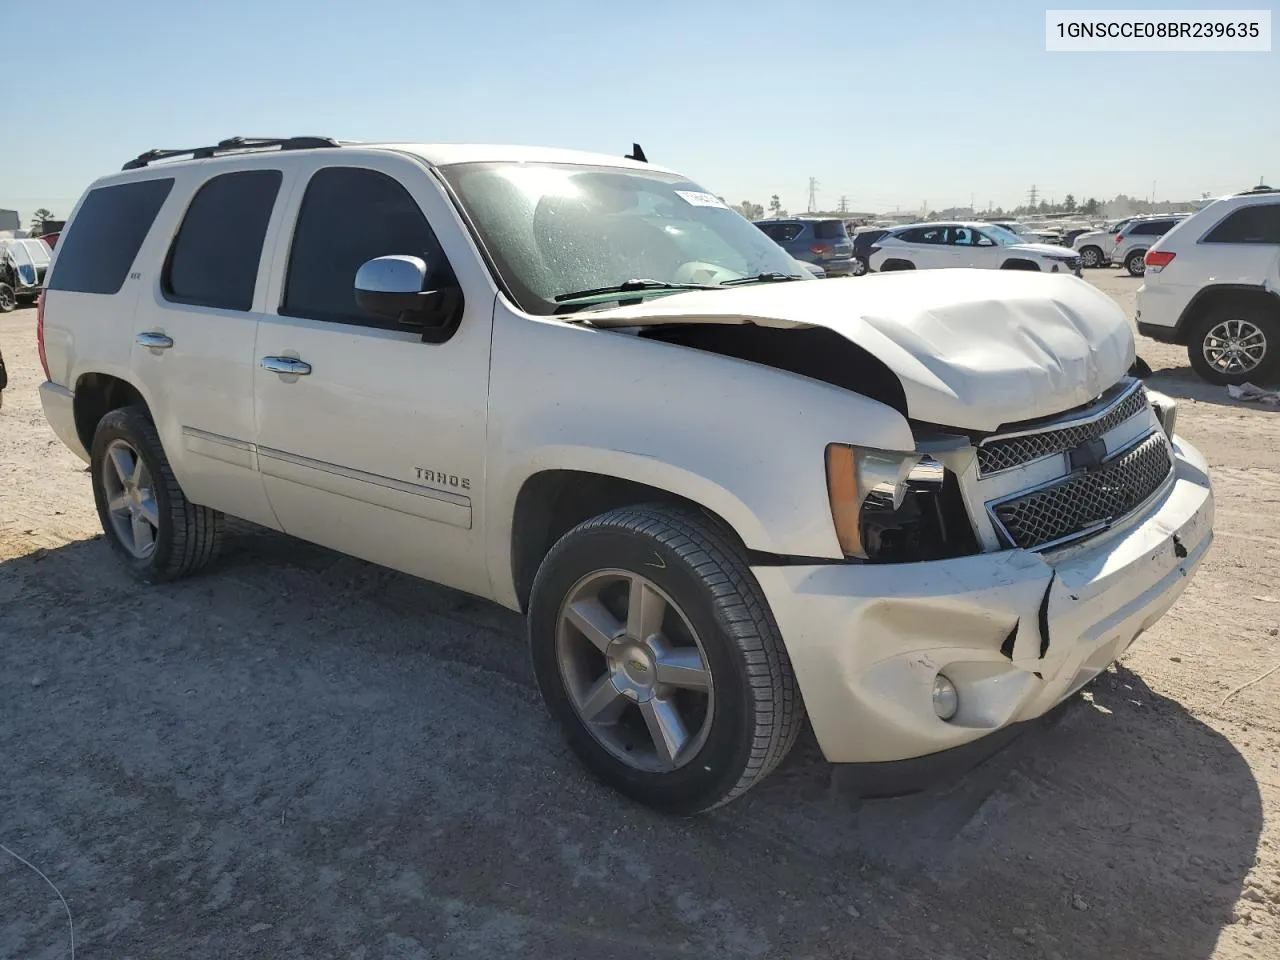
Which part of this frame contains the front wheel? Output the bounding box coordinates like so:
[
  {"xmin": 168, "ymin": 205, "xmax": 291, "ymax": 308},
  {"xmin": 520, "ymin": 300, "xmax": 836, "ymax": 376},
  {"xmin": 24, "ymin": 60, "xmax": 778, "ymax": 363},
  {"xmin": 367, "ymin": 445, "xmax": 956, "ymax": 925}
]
[
  {"xmin": 1187, "ymin": 303, "xmax": 1280, "ymax": 386},
  {"xmin": 0, "ymin": 283, "xmax": 15, "ymax": 312},
  {"xmin": 90, "ymin": 405, "xmax": 225, "ymax": 583},
  {"xmin": 1079, "ymin": 246, "xmax": 1102, "ymax": 269},
  {"xmin": 1125, "ymin": 250, "xmax": 1147, "ymax": 277},
  {"xmin": 528, "ymin": 504, "xmax": 802, "ymax": 815}
]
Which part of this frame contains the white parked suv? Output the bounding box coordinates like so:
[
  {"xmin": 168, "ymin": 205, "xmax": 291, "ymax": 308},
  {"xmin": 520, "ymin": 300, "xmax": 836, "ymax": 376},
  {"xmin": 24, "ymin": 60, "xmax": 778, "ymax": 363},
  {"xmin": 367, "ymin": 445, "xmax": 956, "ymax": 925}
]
[
  {"xmin": 1137, "ymin": 186, "xmax": 1280, "ymax": 384},
  {"xmin": 1072, "ymin": 218, "xmax": 1143, "ymax": 269},
  {"xmin": 868, "ymin": 222, "xmax": 1084, "ymax": 276},
  {"xmin": 1111, "ymin": 215, "xmax": 1187, "ymax": 277},
  {"xmin": 38, "ymin": 136, "xmax": 1213, "ymax": 814}
]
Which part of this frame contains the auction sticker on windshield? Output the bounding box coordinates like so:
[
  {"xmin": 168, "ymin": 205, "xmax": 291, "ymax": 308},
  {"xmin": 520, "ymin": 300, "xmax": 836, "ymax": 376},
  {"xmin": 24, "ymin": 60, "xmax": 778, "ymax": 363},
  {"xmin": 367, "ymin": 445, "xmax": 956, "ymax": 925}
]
[{"xmin": 674, "ymin": 191, "xmax": 729, "ymax": 208}]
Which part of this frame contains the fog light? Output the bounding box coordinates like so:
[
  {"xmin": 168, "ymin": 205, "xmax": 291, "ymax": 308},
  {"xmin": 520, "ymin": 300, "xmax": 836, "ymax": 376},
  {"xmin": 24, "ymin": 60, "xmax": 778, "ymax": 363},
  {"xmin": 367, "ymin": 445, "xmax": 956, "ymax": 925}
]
[{"xmin": 932, "ymin": 674, "xmax": 959, "ymax": 721}]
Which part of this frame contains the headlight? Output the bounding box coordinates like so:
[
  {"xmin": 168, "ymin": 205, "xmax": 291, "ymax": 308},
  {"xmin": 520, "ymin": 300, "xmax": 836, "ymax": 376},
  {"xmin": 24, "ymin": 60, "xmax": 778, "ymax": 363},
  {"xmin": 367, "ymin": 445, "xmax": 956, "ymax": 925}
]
[
  {"xmin": 1145, "ymin": 387, "xmax": 1178, "ymax": 441},
  {"xmin": 824, "ymin": 444, "xmax": 975, "ymax": 561}
]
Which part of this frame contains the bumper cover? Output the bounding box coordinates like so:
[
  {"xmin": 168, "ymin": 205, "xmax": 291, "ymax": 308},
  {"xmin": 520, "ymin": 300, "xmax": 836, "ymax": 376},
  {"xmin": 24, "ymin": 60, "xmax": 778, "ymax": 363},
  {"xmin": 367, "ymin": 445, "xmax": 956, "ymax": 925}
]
[
  {"xmin": 753, "ymin": 438, "xmax": 1213, "ymax": 766},
  {"xmin": 39, "ymin": 381, "xmax": 88, "ymax": 463},
  {"xmin": 1137, "ymin": 320, "xmax": 1180, "ymax": 344}
]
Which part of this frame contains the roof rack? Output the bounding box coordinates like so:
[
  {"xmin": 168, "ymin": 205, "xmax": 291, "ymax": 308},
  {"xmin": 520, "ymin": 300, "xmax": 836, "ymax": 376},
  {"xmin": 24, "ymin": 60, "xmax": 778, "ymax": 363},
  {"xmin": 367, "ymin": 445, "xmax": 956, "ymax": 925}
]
[
  {"xmin": 1235, "ymin": 184, "xmax": 1276, "ymax": 195},
  {"xmin": 122, "ymin": 136, "xmax": 342, "ymax": 171}
]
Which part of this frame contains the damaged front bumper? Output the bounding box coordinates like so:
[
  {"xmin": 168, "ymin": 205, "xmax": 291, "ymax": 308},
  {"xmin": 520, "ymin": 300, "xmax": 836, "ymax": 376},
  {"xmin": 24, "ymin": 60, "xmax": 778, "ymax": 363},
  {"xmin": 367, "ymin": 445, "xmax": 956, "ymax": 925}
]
[{"xmin": 753, "ymin": 435, "xmax": 1213, "ymax": 784}]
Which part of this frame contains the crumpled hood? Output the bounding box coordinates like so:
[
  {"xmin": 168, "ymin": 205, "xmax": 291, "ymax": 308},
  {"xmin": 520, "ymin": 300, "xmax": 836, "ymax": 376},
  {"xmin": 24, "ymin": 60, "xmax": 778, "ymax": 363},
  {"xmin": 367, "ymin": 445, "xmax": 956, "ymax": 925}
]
[{"xmin": 581, "ymin": 269, "xmax": 1135, "ymax": 432}]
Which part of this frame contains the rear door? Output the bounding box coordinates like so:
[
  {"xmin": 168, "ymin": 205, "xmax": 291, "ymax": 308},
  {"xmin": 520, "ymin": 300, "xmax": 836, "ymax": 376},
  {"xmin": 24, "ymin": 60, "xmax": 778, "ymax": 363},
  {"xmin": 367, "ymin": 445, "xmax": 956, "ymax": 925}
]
[
  {"xmin": 1195, "ymin": 201, "xmax": 1280, "ymax": 288},
  {"xmin": 897, "ymin": 225, "xmax": 949, "ymax": 268},
  {"xmin": 251, "ymin": 155, "xmax": 495, "ymax": 598},
  {"xmin": 129, "ymin": 163, "xmax": 291, "ymax": 528}
]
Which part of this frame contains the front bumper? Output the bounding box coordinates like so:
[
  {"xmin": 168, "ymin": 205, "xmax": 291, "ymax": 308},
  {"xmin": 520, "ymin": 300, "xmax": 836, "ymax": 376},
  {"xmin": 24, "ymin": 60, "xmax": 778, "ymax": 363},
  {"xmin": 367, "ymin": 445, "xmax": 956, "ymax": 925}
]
[
  {"xmin": 753, "ymin": 437, "xmax": 1213, "ymax": 767},
  {"xmin": 39, "ymin": 381, "xmax": 89, "ymax": 463}
]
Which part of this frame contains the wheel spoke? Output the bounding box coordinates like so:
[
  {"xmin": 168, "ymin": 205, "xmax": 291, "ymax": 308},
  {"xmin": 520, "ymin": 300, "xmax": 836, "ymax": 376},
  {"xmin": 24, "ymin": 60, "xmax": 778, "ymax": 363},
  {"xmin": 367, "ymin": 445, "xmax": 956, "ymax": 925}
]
[
  {"xmin": 655, "ymin": 648, "xmax": 711, "ymax": 690},
  {"xmin": 108, "ymin": 446, "xmax": 134, "ymax": 487},
  {"xmin": 107, "ymin": 493, "xmax": 130, "ymax": 515},
  {"xmin": 136, "ymin": 495, "xmax": 161, "ymax": 528},
  {"xmin": 626, "ymin": 576, "xmax": 667, "ymax": 642},
  {"xmin": 640, "ymin": 697, "xmax": 690, "ymax": 769},
  {"xmin": 565, "ymin": 598, "xmax": 623, "ymax": 653},
  {"xmin": 578, "ymin": 675, "xmax": 628, "ymax": 724},
  {"xmin": 131, "ymin": 512, "xmax": 155, "ymax": 554},
  {"xmin": 131, "ymin": 457, "xmax": 148, "ymax": 487}
]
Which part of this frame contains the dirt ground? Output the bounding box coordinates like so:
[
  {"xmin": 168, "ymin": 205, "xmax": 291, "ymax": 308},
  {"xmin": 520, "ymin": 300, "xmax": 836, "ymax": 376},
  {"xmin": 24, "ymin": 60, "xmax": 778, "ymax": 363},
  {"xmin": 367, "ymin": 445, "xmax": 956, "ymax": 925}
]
[{"xmin": 2, "ymin": 271, "xmax": 1279, "ymax": 960}]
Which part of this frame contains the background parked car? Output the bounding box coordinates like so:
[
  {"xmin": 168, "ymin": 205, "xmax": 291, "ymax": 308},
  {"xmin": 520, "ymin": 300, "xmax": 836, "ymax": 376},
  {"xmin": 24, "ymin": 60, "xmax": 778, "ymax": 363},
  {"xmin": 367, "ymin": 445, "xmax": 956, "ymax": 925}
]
[
  {"xmin": 1137, "ymin": 185, "xmax": 1280, "ymax": 384},
  {"xmin": 850, "ymin": 227, "xmax": 889, "ymax": 275},
  {"xmin": 753, "ymin": 217, "xmax": 857, "ymax": 276},
  {"xmin": 867, "ymin": 221, "xmax": 1082, "ymax": 274},
  {"xmin": 1113, "ymin": 215, "xmax": 1187, "ymax": 277},
  {"xmin": 1072, "ymin": 218, "xmax": 1138, "ymax": 268}
]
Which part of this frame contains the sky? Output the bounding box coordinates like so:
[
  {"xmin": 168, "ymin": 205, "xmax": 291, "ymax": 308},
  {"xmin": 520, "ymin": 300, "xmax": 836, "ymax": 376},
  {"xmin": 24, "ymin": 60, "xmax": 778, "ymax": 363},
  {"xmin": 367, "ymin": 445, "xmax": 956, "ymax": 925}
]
[{"xmin": 3, "ymin": 0, "xmax": 1277, "ymax": 222}]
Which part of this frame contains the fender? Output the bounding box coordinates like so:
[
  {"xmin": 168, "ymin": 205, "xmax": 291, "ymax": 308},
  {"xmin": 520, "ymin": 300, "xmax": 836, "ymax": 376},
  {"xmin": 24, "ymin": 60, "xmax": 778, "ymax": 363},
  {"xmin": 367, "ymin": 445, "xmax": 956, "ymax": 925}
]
[
  {"xmin": 1171, "ymin": 283, "xmax": 1280, "ymax": 342},
  {"xmin": 483, "ymin": 307, "xmax": 916, "ymax": 607}
]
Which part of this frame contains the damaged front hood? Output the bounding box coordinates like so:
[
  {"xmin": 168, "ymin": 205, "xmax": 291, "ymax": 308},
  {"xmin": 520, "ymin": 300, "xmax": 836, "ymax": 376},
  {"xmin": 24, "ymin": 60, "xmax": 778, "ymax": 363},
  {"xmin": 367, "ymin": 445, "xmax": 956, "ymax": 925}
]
[{"xmin": 583, "ymin": 269, "xmax": 1135, "ymax": 431}]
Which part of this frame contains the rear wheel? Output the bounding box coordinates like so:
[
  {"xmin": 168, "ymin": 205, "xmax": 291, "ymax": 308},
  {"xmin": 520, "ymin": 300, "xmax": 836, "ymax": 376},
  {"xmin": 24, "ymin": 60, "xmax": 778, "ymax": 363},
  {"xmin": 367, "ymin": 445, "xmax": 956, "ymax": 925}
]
[
  {"xmin": 1188, "ymin": 303, "xmax": 1280, "ymax": 386},
  {"xmin": 528, "ymin": 504, "xmax": 802, "ymax": 815},
  {"xmin": 0, "ymin": 283, "xmax": 15, "ymax": 312},
  {"xmin": 1079, "ymin": 246, "xmax": 1102, "ymax": 269},
  {"xmin": 90, "ymin": 405, "xmax": 225, "ymax": 582},
  {"xmin": 1125, "ymin": 250, "xmax": 1147, "ymax": 277}
]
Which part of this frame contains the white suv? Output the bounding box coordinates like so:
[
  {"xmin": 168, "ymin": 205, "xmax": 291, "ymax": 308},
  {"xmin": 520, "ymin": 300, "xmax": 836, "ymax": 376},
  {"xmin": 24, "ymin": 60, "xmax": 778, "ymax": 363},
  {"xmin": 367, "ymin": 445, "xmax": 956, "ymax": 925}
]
[
  {"xmin": 38, "ymin": 136, "xmax": 1213, "ymax": 814},
  {"xmin": 868, "ymin": 222, "xmax": 1083, "ymax": 276},
  {"xmin": 1111, "ymin": 216, "xmax": 1187, "ymax": 277},
  {"xmin": 1137, "ymin": 186, "xmax": 1280, "ymax": 384}
]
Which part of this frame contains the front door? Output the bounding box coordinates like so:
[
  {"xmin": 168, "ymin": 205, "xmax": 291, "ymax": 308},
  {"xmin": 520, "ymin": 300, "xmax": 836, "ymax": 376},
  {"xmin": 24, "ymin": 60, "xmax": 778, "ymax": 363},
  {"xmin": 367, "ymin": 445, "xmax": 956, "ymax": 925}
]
[{"xmin": 252, "ymin": 156, "xmax": 494, "ymax": 598}]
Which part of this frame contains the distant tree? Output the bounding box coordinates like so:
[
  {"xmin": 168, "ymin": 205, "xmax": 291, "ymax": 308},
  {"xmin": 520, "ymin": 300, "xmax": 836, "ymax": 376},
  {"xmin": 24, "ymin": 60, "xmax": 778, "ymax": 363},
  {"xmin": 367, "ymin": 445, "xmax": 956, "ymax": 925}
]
[
  {"xmin": 734, "ymin": 201, "xmax": 764, "ymax": 220},
  {"xmin": 29, "ymin": 208, "xmax": 53, "ymax": 234},
  {"xmin": 769, "ymin": 195, "xmax": 782, "ymax": 216},
  {"xmin": 1063, "ymin": 194, "xmax": 1076, "ymax": 212},
  {"xmin": 1081, "ymin": 197, "xmax": 1101, "ymax": 215}
]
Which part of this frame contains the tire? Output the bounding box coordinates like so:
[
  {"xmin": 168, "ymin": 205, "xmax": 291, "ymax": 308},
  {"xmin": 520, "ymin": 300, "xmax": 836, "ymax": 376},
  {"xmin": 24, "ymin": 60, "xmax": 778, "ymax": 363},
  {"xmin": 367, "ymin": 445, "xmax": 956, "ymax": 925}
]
[
  {"xmin": 0, "ymin": 283, "xmax": 15, "ymax": 313},
  {"xmin": 879, "ymin": 259, "xmax": 915, "ymax": 272},
  {"xmin": 1125, "ymin": 250, "xmax": 1147, "ymax": 277},
  {"xmin": 1187, "ymin": 301, "xmax": 1280, "ymax": 386},
  {"xmin": 1079, "ymin": 246, "xmax": 1102, "ymax": 269},
  {"xmin": 528, "ymin": 504, "xmax": 803, "ymax": 815},
  {"xmin": 851, "ymin": 257, "xmax": 868, "ymax": 276},
  {"xmin": 90, "ymin": 405, "xmax": 224, "ymax": 583}
]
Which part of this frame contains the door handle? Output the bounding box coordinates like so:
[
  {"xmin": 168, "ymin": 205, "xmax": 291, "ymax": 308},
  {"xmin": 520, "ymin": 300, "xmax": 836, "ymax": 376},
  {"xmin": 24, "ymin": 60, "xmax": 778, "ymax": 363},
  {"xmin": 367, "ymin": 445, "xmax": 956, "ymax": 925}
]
[
  {"xmin": 136, "ymin": 332, "xmax": 173, "ymax": 350},
  {"xmin": 261, "ymin": 356, "xmax": 312, "ymax": 376}
]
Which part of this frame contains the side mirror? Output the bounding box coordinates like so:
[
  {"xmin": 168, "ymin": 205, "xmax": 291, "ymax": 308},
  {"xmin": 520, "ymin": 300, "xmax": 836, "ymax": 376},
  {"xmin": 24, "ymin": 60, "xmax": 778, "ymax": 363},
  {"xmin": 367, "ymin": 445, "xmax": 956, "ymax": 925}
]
[
  {"xmin": 354, "ymin": 255, "xmax": 435, "ymax": 322},
  {"xmin": 977, "ymin": 238, "xmax": 995, "ymax": 247}
]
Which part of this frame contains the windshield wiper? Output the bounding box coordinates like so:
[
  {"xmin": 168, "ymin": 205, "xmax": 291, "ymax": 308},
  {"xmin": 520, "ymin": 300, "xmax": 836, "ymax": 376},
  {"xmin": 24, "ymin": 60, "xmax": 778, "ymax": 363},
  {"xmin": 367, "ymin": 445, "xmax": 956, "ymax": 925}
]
[
  {"xmin": 718, "ymin": 272, "xmax": 806, "ymax": 286},
  {"xmin": 553, "ymin": 278, "xmax": 718, "ymax": 304}
]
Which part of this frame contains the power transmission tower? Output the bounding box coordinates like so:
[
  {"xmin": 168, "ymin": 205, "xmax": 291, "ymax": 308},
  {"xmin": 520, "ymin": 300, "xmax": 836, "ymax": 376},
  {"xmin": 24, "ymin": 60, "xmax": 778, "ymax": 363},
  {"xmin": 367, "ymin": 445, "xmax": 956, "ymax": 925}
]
[
  {"xmin": 1028, "ymin": 184, "xmax": 1039, "ymax": 208},
  {"xmin": 807, "ymin": 177, "xmax": 819, "ymax": 213},
  {"xmin": 838, "ymin": 195, "xmax": 849, "ymax": 214}
]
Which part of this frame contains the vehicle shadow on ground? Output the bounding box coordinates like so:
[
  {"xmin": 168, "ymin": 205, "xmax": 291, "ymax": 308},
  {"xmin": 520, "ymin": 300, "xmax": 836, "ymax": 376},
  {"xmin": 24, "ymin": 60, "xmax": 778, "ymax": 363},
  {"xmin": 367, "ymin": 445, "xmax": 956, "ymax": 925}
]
[
  {"xmin": 0, "ymin": 530, "xmax": 1263, "ymax": 960},
  {"xmin": 1137, "ymin": 364, "xmax": 1280, "ymax": 411}
]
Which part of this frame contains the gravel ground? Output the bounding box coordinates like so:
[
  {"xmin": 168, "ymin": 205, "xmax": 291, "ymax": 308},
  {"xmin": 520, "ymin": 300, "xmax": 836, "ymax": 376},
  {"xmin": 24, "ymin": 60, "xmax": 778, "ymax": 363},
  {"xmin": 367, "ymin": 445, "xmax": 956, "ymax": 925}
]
[{"xmin": 2, "ymin": 271, "xmax": 1279, "ymax": 960}]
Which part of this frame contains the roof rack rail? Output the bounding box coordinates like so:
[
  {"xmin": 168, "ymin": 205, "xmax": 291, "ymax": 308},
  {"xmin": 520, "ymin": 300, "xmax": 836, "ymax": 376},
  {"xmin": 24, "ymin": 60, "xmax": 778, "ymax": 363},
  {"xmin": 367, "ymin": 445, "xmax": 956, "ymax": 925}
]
[
  {"xmin": 1235, "ymin": 184, "xmax": 1276, "ymax": 195},
  {"xmin": 122, "ymin": 136, "xmax": 342, "ymax": 171}
]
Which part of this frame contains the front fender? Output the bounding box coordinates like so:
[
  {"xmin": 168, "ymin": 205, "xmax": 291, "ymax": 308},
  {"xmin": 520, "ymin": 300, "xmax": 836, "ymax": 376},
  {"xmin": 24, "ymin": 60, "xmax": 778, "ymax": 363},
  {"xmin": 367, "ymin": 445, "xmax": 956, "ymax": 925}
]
[{"xmin": 484, "ymin": 306, "xmax": 916, "ymax": 607}]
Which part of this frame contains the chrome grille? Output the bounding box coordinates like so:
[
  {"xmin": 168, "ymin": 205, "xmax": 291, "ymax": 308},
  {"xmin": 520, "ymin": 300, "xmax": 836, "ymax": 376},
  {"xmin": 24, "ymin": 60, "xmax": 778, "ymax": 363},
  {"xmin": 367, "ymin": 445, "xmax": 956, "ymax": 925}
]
[
  {"xmin": 990, "ymin": 432, "xmax": 1173, "ymax": 550},
  {"xmin": 977, "ymin": 386, "xmax": 1150, "ymax": 476}
]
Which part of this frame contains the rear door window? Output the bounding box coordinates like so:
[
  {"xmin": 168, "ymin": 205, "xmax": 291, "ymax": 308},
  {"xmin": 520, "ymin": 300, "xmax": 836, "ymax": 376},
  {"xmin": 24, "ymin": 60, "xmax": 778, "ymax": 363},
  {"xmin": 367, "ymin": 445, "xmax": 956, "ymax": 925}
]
[
  {"xmin": 47, "ymin": 178, "xmax": 174, "ymax": 295},
  {"xmin": 813, "ymin": 220, "xmax": 849, "ymax": 240},
  {"xmin": 164, "ymin": 170, "xmax": 283, "ymax": 311},
  {"xmin": 1202, "ymin": 204, "xmax": 1280, "ymax": 244}
]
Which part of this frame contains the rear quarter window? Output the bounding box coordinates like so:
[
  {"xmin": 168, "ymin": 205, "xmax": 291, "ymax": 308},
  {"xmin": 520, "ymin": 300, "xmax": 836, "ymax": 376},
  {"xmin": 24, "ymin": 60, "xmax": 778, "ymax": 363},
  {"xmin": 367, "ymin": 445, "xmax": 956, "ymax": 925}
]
[
  {"xmin": 813, "ymin": 220, "xmax": 849, "ymax": 240},
  {"xmin": 1202, "ymin": 204, "xmax": 1280, "ymax": 244},
  {"xmin": 47, "ymin": 178, "xmax": 174, "ymax": 295}
]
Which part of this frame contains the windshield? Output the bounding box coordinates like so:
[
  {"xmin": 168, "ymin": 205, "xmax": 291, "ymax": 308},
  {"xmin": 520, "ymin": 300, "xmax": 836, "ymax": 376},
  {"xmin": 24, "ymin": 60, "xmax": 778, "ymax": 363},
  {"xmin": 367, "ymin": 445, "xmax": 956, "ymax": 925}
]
[
  {"xmin": 438, "ymin": 162, "xmax": 808, "ymax": 313},
  {"xmin": 983, "ymin": 224, "xmax": 1024, "ymax": 245}
]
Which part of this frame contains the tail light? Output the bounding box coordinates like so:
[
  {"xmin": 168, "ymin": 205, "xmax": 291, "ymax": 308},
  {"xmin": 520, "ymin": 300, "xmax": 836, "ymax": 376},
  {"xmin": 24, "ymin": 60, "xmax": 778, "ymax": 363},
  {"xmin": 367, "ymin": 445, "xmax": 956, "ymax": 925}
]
[
  {"xmin": 1145, "ymin": 250, "xmax": 1176, "ymax": 269},
  {"xmin": 810, "ymin": 243, "xmax": 833, "ymax": 256},
  {"xmin": 1114, "ymin": 233, "xmax": 1124, "ymax": 243},
  {"xmin": 36, "ymin": 289, "xmax": 50, "ymax": 380},
  {"xmin": 868, "ymin": 245, "xmax": 882, "ymax": 256}
]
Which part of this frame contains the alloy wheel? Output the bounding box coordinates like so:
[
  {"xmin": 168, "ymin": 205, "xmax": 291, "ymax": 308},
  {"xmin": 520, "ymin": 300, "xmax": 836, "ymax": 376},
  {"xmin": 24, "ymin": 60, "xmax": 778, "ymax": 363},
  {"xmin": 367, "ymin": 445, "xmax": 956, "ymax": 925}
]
[
  {"xmin": 1203, "ymin": 318, "xmax": 1267, "ymax": 376},
  {"xmin": 100, "ymin": 438, "xmax": 161, "ymax": 559},
  {"xmin": 556, "ymin": 569, "xmax": 714, "ymax": 773}
]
